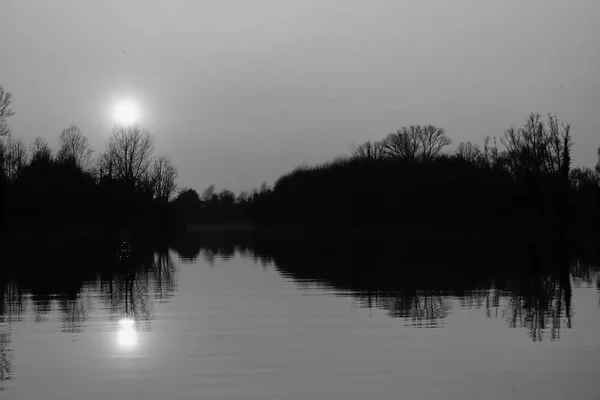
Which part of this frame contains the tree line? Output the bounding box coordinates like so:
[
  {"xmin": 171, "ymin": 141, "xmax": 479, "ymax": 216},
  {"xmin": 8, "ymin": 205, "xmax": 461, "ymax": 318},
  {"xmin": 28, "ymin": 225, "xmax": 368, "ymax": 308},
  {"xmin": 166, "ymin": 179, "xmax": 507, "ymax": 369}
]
[
  {"xmin": 0, "ymin": 85, "xmax": 178, "ymax": 233},
  {"xmin": 2, "ymin": 83, "xmax": 600, "ymax": 236},
  {"xmin": 173, "ymin": 113, "xmax": 600, "ymax": 236}
]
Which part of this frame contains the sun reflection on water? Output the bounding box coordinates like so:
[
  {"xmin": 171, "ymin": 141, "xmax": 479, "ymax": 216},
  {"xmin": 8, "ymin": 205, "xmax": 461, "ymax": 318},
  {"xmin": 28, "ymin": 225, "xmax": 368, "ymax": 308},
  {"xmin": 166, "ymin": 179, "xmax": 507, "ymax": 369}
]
[{"xmin": 117, "ymin": 319, "xmax": 137, "ymax": 350}]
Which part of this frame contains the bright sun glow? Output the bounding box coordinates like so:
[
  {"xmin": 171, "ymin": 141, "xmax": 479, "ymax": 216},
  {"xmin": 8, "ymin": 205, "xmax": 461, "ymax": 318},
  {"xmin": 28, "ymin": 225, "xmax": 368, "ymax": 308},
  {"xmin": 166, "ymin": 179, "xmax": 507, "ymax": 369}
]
[
  {"xmin": 117, "ymin": 318, "xmax": 137, "ymax": 349},
  {"xmin": 114, "ymin": 99, "xmax": 140, "ymax": 125}
]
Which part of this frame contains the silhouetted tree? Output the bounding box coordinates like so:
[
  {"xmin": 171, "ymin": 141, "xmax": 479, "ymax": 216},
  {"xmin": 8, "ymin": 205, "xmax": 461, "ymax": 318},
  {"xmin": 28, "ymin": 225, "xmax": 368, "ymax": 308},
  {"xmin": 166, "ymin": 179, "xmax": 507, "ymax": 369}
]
[
  {"xmin": 201, "ymin": 184, "xmax": 217, "ymax": 203},
  {"xmin": 105, "ymin": 124, "xmax": 155, "ymax": 188},
  {"xmin": 0, "ymin": 86, "xmax": 14, "ymax": 137},
  {"xmin": 350, "ymin": 140, "xmax": 386, "ymax": 160},
  {"xmin": 151, "ymin": 156, "xmax": 178, "ymax": 202},
  {"xmin": 57, "ymin": 125, "xmax": 92, "ymax": 169},
  {"xmin": 570, "ymin": 167, "xmax": 600, "ymax": 190},
  {"xmin": 419, "ymin": 125, "xmax": 452, "ymax": 161},
  {"xmin": 569, "ymin": 166, "xmax": 600, "ymax": 229},
  {"xmin": 259, "ymin": 181, "xmax": 271, "ymax": 194},
  {"xmin": 237, "ymin": 190, "xmax": 250, "ymax": 203},
  {"xmin": 1, "ymin": 137, "xmax": 27, "ymax": 182},
  {"xmin": 218, "ymin": 189, "xmax": 235, "ymax": 205},
  {"xmin": 0, "ymin": 96, "xmax": 179, "ymax": 233},
  {"xmin": 456, "ymin": 141, "xmax": 482, "ymax": 164},
  {"xmin": 596, "ymin": 147, "xmax": 600, "ymax": 176},
  {"xmin": 381, "ymin": 125, "xmax": 451, "ymax": 162},
  {"xmin": 0, "ymin": 139, "xmax": 7, "ymax": 182},
  {"xmin": 94, "ymin": 151, "xmax": 114, "ymax": 180},
  {"xmin": 173, "ymin": 188, "xmax": 202, "ymax": 224},
  {"xmin": 482, "ymin": 136, "xmax": 500, "ymax": 168},
  {"xmin": 29, "ymin": 137, "xmax": 52, "ymax": 166},
  {"xmin": 381, "ymin": 127, "xmax": 421, "ymax": 161},
  {"xmin": 501, "ymin": 113, "xmax": 571, "ymax": 180},
  {"xmin": 175, "ymin": 187, "xmax": 201, "ymax": 205}
]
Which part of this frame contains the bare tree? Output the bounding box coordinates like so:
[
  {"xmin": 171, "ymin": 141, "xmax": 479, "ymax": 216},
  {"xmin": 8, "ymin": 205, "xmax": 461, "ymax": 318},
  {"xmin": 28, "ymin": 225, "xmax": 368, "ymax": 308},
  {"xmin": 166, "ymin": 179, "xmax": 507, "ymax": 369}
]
[
  {"xmin": 419, "ymin": 125, "xmax": 452, "ymax": 161},
  {"xmin": 0, "ymin": 86, "xmax": 15, "ymax": 137},
  {"xmin": 501, "ymin": 113, "xmax": 571, "ymax": 179},
  {"xmin": 94, "ymin": 151, "xmax": 114, "ymax": 181},
  {"xmin": 382, "ymin": 127, "xmax": 421, "ymax": 161},
  {"xmin": 1, "ymin": 137, "xmax": 27, "ymax": 181},
  {"xmin": 57, "ymin": 125, "xmax": 93, "ymax": 169},
  {"xmin": 105, "ymin": 125, "xmax": 155, "ymax": 187},
  {"xmin": 151, "ymin": 156, "xmax": 178, "ymax": 202},
  {"xmin": 456, "ymin": 142, "xmax": 482, "ymax": 164},
  {"xmin": 382, "ymin": 125, "xmax": 450, "ymax": 162},
  {"xmin": 546, "ymin": 114, "xmax": 572, "ymax": 177},
  {"xmin": 570, "ymin": 167, "xmax": 600, "ymax": 190},
  {"xmin": 30, "ymin": 137, "xmax": 53, "ymax": 164},
  {"xmin": 350, "ymin": 140, "xmax": 386, "ymax": 160},
  {"xmin": 482, "ymin": 136, "xmax": 499, "ymax": 167},
  {"xmin": 0, "ymin": 139, "xmax": 6, "ymax": 181}
]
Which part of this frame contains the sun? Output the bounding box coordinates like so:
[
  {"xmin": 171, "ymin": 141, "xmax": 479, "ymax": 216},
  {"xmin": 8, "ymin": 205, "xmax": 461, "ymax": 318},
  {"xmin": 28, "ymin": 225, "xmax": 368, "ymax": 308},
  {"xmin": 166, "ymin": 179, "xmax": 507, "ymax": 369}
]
[{"xmin": 114, "ymin": 99, "xmax": 140, "ymax": 125}]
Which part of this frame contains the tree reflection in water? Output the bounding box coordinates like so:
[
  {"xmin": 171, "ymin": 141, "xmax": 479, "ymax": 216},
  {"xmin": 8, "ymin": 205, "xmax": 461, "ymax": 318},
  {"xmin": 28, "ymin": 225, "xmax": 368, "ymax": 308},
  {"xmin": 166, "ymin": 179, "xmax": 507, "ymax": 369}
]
[
  {"xmin": 169, "ymin": 231, "xmax": 600, "ymax": 340},
  {"xmin": 0, "ymin": 330, "xmax": 10, "ymax": 392},
  {"xmin": 98, "ymin": 243, "xmax": 178, "ymax": 330},
  {"xmin": 0, "ymin": 231, "xmax": 599, "ymax": 388},
  {"xmin": 0, "ymin": 235, "xmax": 179, "ymax": 385}
]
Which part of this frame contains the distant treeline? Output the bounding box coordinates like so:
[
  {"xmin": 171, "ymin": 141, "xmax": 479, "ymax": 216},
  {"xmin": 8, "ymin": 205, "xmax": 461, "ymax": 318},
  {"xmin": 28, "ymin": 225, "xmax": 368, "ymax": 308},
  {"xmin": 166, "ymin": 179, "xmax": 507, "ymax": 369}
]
[{"xmin": 175, "ymin": 113, "xmax": 600, "ymax": 234}]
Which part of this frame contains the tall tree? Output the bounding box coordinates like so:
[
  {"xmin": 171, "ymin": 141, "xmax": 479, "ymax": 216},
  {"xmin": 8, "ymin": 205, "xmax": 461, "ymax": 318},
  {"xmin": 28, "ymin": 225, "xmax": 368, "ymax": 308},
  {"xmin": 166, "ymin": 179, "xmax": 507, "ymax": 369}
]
[
  {"xmin": 1, "ymin": 138, "xmax": 27, "ymax": 182},
  {"xmin": 57, "ymin": 125, "xmax": 92, "ymax": 169},
  {"xmin": 0, "ymin": 86, "xmax": 14, "ymax": 137},
  {"xmin": 456, "ymin": 142, "xmax": 482, "ymax": 164},
  {"xmin": 419, "ymin": 125, "xmax": 452, "ymax": 161},
  {"xmin": 501, "ymin": 113, "xmax": 571, "ymax": 180},
  {"xmin": 382, "ymin": 127, "xmax": 421, "ymax": 161},
  {"xmin": 151, "ymin": 156, "xmax": 178, "ymax": 202},
  {"xmin": 30, "ymin": 137, "xmax": 53, "ymax": 165},
  {"xmin": 106, "ymin": 125, "xmax": 155, "ymax": 187}
]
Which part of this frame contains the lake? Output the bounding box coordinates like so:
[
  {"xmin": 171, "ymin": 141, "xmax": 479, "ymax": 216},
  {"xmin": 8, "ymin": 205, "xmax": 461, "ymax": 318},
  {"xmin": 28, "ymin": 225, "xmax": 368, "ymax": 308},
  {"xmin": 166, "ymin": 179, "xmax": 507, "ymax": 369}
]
[{"xmin": 0, "ymin": 232, "xmax": 599, "ymax": 399}]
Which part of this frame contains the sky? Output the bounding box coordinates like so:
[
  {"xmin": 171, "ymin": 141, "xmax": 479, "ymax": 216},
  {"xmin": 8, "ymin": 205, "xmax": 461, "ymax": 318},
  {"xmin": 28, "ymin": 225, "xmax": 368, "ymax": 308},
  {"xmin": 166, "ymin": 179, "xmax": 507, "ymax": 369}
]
[{"xmin": 1, "ymin": 0, "xmax": 599, "ymax": 192}]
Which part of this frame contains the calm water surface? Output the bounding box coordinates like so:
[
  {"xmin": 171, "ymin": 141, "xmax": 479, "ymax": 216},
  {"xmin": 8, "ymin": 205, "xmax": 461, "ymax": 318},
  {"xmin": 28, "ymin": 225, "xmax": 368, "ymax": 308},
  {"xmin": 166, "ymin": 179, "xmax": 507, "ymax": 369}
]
[{"xmin": 1, "ymin": 234, "xmax": 599, "ymax": 399}]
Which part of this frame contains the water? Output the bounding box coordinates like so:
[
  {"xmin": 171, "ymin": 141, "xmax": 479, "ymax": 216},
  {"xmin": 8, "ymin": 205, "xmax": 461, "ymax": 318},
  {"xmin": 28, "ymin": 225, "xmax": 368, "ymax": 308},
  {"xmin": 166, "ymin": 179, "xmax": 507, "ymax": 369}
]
[{"xmin": 0, "ymin": 233, "xmax": 599, "ymax": 399}]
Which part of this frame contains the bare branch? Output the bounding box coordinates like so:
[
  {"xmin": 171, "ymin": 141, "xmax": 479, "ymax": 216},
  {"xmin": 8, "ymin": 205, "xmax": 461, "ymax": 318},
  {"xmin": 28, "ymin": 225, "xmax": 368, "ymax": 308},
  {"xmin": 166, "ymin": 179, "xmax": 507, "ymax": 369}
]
[
  {"xmin": 30, "ymin": 137, "xmax": 53, "ymax": 164},
  {"xmin": 456, "ymin": 142, "xmax": 482, "ymax": 164},
  {"xmin": 151, "ymin": 156, "xmax": 178, "ymax": 202},
  {"xmin": 0, "ymin": 85, "xmax": 15, "ymax": 136},
  {"xmin": 381, "ymin": 125, "xmax": 450, "ymax": 162},
  {"xmin": 382, "ymin": 127, "xmax": 420, "ymax": 161},
  {"xmin": 106, "ymin": 124, "xmax": 155, "ymax": 187},
  {"xmin": 1, "ymin": 137, "xmax": 27, "ymax": 181},
  {"xmin": 57, "ymin": 125, "xmax": 93, "ymax": 169},
  {"xmin": 501, "ymin": 113, "xmax": 572, "ymax": 180},
  {"xmin": 350, "ymin": 140, "xmax": 386, "ymax": 160},
  {"xmin": 419, "ymin": 125, "xmax": 451, "ymax": 161}
]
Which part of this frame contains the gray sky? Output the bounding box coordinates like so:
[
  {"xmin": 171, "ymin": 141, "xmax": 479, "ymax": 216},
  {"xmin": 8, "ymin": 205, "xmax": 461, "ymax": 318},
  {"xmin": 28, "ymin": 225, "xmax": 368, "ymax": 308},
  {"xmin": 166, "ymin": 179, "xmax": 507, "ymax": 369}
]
[{"xmin": 1, "ymin": 0, "xmax": 599, "ymax": 192}]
